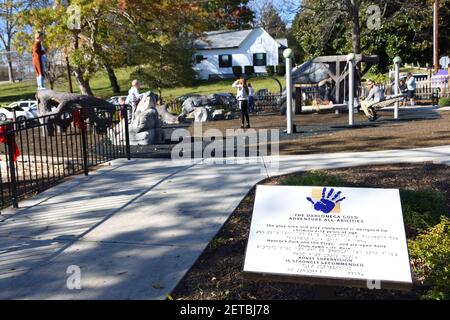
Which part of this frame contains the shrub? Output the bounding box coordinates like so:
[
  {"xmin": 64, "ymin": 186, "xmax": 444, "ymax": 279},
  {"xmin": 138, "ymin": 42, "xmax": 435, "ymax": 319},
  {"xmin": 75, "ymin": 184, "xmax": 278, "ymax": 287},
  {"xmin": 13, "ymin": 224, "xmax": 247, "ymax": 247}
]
[
  {"xmin": 276, "ymin": 65, "xmax": 286, "ymax": 76},
  {"xmin": 280, "ymin": 170, "xmax": 345, "ymax": 187},
  {"xmin": 438, "ymin": 97, "xmax": 450, "ymax": 107},
  {"xmin": 266, "ymin": 65, "xmax": 275, "ymax": 76},
  {"xmin": 408, "ymin": 216, "xmax": 450, "ymax": 300},
  {"xmin": 244, "ymin": 65, "xmax": 254, "ymax": 76},
  {"xmin": 400, "ymin": 189, "xmax": 446, "ymax": 238},
  {"xmin": 232, "ymin": 66, "xmax": 243, "ymax": 77},
  {"xmin": 363, "ymin": 73, "xmax": 389, "ymax": 84}
]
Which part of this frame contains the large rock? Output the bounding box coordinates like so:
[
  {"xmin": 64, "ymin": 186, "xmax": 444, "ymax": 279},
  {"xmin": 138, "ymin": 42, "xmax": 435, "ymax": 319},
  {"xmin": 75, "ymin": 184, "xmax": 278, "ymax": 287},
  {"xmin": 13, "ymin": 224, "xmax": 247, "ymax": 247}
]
[
  {"xmin": 193, "ymin": 107, "xmax": 209, "ymax": 122},
  {"xmin": 156, "ymin": 104, "xmax": 179, "ymax": 124},
  {"xmin": 225, "ymin": 111, "xmax": 237, "ymax": 120},
  {"xmin": 109, "ymin": 93, "xmax": 165, "ymax": 145},
  {"xmin": 179, "ymin": 93, "xmax": 237, "ymax": 119},
  {"xmin": 212, "ymin": 109, "xmax": 225, "ymax": 121}
]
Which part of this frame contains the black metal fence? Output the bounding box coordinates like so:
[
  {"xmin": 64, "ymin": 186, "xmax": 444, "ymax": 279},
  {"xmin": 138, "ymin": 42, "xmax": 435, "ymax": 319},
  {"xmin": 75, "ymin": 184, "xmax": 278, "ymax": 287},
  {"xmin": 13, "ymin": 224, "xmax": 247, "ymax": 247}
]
[
  {"xmin": 0, "ymin": 105, "xmax": 130, "ymax": 209},
  {"xmin": 166, "ymin": 100, "xmax": 183, "ymax": 114}
]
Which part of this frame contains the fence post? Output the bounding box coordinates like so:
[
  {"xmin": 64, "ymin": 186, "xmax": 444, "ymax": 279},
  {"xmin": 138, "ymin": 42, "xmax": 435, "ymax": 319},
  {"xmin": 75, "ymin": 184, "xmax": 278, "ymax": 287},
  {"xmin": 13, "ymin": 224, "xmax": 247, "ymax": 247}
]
[
  {"xmin": 80, "ymin": 111, "xmax": 89, "ymax": 176},
  {"xmin": 123, "ymin": 105, "xmax": 131, "ymax": 160},
  {"xmin": 4, "ymin": 121, "xmax": 19, "ymax": 208},
  {"xmin": 347, "ymin": 53, "xmax": 356, "ymax": 126}
]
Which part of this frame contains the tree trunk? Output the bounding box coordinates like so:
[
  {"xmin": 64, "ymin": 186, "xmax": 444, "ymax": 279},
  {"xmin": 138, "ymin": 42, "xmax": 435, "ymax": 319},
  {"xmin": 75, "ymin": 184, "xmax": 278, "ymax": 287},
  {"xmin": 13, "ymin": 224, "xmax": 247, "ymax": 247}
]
[
  {"xmin": 352, "ymin": 19, "xmax": 361, "ymax": 54},
  {"xmin": 70, "ymin": 32, "xmax": 93, "ymax": 96},
  {"xmin": 73, "ymin": 69, "xmax": 94, "ymax": 96},
  {"xmin": 7, "ymin": 56, "xmax": 15, "ymax": 83},
  {"xmin": 105, "ymin": 64, "xmax": 120, "ymax": 94},
  {"xmin": 350, "ymin": 0, "xmax": 361, "ymax": 54}
]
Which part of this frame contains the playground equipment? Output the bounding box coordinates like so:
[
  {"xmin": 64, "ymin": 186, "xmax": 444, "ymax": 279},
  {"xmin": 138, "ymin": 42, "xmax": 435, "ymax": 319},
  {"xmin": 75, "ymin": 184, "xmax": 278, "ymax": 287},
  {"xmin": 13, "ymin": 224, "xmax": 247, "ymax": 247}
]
[
  {"xmin": 347, "ymin": 53, "xmax": 355, "ymax": 125},
  {"xmin": 284, "ymin": 48, "xmax": 294, "ymax": 134},
  {"xmin": 359, "ymin": 94, "xmax": 405, "ymax": 121},
  {"xmin": 292, "ymin": 54, "xmax": 379, "ymax": 108},
  {"xmin": 356, "ymin": 56, "xmax": 404, "ymax": 122}
]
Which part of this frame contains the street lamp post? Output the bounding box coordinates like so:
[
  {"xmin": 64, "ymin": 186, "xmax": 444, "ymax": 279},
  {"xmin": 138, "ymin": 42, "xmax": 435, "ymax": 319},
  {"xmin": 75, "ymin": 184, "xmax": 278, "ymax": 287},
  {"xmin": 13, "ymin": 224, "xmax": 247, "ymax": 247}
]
[
  {"xmin": 284, "ymin": 48, "xmax": 294, "ymax": 134},
  {"xmin": 394, "ymin": 56, "xmax": 402, "ymax": 119},
  {"xmin": 347, "ymin": 53, "xmax": 356, "ymax": 126}
]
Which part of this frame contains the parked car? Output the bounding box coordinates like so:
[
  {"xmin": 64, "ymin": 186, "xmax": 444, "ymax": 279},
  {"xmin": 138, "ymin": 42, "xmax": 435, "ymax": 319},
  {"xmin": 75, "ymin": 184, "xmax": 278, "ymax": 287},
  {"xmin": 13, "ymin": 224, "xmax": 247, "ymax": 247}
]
[{"xmin": 0, "ymin": 100, "xmax": 39, "ymax": 122}]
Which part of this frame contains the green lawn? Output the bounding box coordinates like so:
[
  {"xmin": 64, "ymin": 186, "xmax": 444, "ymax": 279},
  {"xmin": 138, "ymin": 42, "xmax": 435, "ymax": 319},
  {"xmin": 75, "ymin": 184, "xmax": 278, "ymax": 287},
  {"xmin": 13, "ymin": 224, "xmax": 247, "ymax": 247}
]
[{"xmin": 0, "ymin": 67, "xmax": 285, "ymax": 106}]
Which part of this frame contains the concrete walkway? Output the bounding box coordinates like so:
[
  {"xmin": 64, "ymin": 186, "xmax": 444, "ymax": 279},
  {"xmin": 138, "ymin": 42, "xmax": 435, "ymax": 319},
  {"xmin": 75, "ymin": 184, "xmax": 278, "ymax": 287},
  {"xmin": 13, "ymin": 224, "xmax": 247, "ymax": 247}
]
[{"xmin": 0, "ymin": 145, "xmax": 449, "ymax": 299}]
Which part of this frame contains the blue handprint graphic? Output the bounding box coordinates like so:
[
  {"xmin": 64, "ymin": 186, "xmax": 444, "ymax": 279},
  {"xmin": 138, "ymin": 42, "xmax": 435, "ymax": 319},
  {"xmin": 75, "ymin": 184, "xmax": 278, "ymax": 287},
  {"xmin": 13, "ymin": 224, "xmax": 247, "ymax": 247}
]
[{"xmin": 306, "ymin": 187, "xmax": 346, "ymax": 214}]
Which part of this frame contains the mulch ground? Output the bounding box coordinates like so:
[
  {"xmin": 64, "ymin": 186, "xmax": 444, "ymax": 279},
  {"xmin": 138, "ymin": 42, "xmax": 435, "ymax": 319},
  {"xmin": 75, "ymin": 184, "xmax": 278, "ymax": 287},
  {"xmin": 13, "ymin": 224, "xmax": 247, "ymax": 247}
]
[
  {"xmin": 190, "ymin": 109, "xmax": 450, "ymax": 155},
  {"xmin": 171, "ymin": 163, "xmax": 450, "ymax": 300}
]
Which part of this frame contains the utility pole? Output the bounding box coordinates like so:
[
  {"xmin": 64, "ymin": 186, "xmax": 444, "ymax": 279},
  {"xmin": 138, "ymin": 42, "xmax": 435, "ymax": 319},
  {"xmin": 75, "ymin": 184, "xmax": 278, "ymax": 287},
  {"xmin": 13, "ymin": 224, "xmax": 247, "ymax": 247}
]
[{"xmin": 433, "ymin": 0, "xmax": 440, "ymax": 74}]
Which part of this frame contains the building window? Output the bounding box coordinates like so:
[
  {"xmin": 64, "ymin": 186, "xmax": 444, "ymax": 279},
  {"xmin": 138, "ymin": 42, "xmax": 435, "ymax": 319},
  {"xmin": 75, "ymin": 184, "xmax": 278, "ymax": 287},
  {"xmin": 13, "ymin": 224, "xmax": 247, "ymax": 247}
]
[
  {"xmin": 278, "ymin": 49, "xmax": 285, "ymax": 65},
  {"xmin": 219, "ymin": 54, "xmax": 232, "ymax": 68},
  {"xmin": 253, "ymin": 53, "xmax": 267, "ymax": 66},
  {"xmin": 195, "ymin": 55, "xmax": 204, "ymax": 64}
]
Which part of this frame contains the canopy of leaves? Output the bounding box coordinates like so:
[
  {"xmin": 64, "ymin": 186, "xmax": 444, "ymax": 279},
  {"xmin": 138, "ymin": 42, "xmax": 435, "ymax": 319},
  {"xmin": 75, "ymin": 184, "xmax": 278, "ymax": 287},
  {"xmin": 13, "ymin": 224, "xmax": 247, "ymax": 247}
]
[
  {"xmin": 259, "ymin": 1, "xmax": 287, "ymax": 38},
  {"xmin": 290, "ymin": 0, "xmax": 450, "ymax": 72},
  {"xmin": 200, "ymin": 0, "xmax": 254, "ymax": 30}
]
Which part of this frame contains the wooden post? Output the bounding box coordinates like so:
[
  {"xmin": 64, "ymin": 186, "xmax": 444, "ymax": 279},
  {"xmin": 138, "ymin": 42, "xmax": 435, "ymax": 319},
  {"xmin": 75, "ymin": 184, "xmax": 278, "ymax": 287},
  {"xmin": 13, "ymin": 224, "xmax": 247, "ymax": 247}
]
[
  {"xmin": 295, "ymin": 86, "xmax": 302, "ymax": 114},
  {"xmin": 335, "ymin": 62, "xmax": 341, "ymax": 103},
  {"xmin": 447, "ymin": 65, "xmax": 450, "ymax": 94}
]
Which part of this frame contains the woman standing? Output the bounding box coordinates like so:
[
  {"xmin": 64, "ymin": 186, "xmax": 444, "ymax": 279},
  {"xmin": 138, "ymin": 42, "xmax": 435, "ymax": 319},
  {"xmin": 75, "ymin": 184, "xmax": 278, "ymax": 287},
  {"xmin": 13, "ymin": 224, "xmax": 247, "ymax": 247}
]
[
  {"xmin": 406, "ymin": 73, "xmax": 416, "ymax": 106},
  {"xmin": 232, "ymin": 77, "xmax": 250, "ymax": 128}
]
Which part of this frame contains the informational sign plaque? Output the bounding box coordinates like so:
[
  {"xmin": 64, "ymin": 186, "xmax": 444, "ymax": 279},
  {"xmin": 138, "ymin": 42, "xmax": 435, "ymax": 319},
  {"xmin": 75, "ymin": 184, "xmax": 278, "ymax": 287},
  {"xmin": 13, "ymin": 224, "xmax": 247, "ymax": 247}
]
[{"xmin": 243, "ymin": 185, "xmax": 412, "ymax": 289}]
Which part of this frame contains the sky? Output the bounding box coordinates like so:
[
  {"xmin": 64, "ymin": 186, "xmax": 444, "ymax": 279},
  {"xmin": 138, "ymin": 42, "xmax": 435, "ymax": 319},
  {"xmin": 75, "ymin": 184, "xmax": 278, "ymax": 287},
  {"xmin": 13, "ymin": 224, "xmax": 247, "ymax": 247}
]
[{"xmin": 249, "ymin": 0, "xmax": 300, "ymax": 27}]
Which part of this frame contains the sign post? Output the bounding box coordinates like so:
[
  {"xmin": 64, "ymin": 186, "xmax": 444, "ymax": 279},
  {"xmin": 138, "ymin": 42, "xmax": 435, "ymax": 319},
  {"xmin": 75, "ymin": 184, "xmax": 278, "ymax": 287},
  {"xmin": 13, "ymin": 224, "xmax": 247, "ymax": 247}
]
[
  {"xmin": 284, "ymin": 48, "xmax": 294, "ymax": 134},
  {"xmin": 347, "ymin": 53, "xmax": 355, "ymax": 126},
  {"xmin": 244, "ymin": 185, "xmax": 413, "ymax": 291},
  {"xmin": 394, "ymin": 56, "xmax": 402, "ymax": 119}
]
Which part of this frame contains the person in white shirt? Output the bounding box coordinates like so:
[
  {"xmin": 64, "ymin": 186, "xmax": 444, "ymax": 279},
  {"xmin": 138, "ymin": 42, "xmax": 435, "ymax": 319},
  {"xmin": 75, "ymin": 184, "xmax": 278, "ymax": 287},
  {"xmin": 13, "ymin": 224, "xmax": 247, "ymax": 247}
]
[
  {"xmin": 125, "ymin": 79, "xmax": 143, "ymax": 122},
  {"xmin": 406, "ymin": 73, "xmax": 416, "ymax": 106},
  {"xmin": 232, "ymin": 77, "xmax": 250, "ymax": 128}
]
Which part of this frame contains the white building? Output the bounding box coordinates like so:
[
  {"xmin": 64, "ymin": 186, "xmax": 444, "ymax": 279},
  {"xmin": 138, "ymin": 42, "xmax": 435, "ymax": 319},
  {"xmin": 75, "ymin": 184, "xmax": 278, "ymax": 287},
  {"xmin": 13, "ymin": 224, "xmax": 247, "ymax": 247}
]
[{"xmin": 193, "ymin": 27, "xmax": 287, "ymax": 80}]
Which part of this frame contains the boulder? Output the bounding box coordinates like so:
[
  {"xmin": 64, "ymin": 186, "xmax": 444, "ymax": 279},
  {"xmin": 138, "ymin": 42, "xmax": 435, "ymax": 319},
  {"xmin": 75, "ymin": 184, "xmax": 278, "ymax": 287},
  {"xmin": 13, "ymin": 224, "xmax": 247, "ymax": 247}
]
[
  {"xmin": 109, "ymin": 92, "xmax": 165, "ymax": 145},
  {"xmin": 193, "ymin": 107, "xmax": 209, "ymax": 122},
  {"xmin": 156, "ymin": 104, "xmax": 179, "ymax": 124},
  {"xmin": 212, "ymin": 109, "xmax": 225, "ymax": 121},
  {"xmin": 225, "ymin": 111, "xmax": 237, "ymax": 120}
]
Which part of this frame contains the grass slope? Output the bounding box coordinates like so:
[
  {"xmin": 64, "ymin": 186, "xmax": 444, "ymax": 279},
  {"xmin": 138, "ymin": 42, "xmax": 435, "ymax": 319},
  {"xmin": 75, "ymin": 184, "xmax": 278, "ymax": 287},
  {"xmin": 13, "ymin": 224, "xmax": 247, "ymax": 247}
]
[{"xmin": 0, "ymin": 67, "xmax": 285, "ymax": 106}]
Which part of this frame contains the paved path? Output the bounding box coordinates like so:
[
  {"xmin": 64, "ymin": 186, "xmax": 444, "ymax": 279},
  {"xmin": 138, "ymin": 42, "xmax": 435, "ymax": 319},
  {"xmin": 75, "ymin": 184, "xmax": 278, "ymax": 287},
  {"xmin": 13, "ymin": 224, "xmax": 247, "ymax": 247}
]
[{"xmin": 0, "ymin": 145, "xmax": 449, "ymax": 299}]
